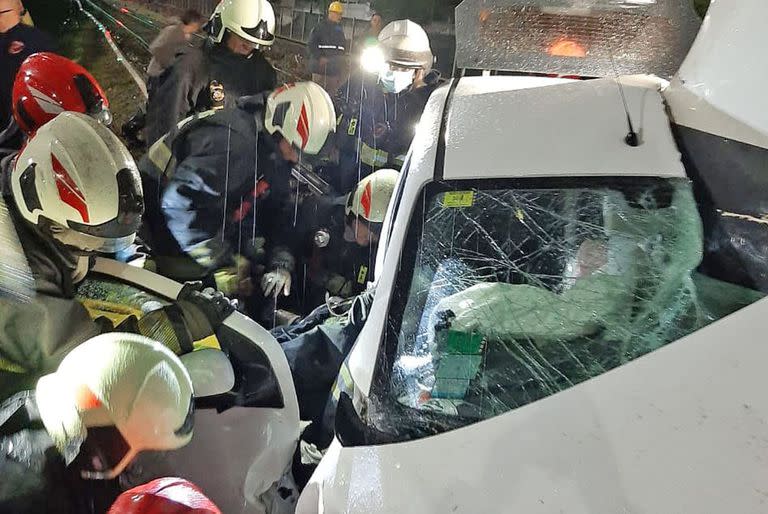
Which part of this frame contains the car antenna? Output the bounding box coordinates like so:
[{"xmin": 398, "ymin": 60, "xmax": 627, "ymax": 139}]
[{"xmin": 607, "ymin": 44, "xmax": 640, "ymax": 147}]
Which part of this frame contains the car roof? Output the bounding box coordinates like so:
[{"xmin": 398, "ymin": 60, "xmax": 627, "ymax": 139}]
[{"xmin": 440, "ymin": 75, "xmax": 687, "ymax": 181}]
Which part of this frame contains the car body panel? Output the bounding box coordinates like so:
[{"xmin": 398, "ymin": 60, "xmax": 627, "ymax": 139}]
[
  {"xmin": 443, "ymin": 76, "xmax": 682, "ymax": 180},
  {"xmin": 81, "ymin": 258, "xmax": 300, "ymax": 514},
  {"xmin": 299, "ymin": 295, "xmax": 768, "ymax": 514},
  {"xmin": 663, "ymin": 0, "xmax": 768, "ymax": 148}
]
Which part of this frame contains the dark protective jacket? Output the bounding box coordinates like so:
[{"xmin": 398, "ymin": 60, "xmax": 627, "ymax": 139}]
[
  {"xmin": 0, "ymin": 391, "xmax": 120, "ymax": 513},
  {"xmin": 307, "ymin": 20, "xmax": 347, "ymax": 75},
  {"xmin": 385, "ymin": 70, "xmax": 445, "ymax": 167},
  {"xmin": 0, "ymin": 157, "xmax": 225, "ymax": 401},
  {"xmin": 333, "ymin": 70, "xmax": 444, "ymax": 187},
  {"xmin": 139, "ymin": 98, "xmax": 292, "ymax": 283},
  {"xmin": 0, "ymin": 166, "xmax": 99, "ymax": 401},
  {"xmin": 283, "ymin": 195, "xmax": 376, "ymax": 313},
  {"xmin": 145, "ymin": 42, "xmax": 277, "ymax": 146},
  {"xmin": 0, "ymin": 23, "xmax": 56, "ymax": 153},
  {"xmin": 331, "ymin": 71, "xmax": 387, "ymax": 192}
]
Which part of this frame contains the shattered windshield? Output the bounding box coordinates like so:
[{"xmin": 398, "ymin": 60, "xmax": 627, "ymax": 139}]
[{"xmin": 366, "ymin": 178, "xmax": 763, "ymax": 438}]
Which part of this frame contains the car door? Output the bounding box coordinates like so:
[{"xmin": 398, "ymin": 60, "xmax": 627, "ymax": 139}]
[{"xmin": 75, "ymin": 257, "xmax": 300, "ymax": 514}]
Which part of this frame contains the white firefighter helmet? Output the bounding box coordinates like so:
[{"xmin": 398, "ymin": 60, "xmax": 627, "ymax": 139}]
[
  {"xmin": 345, "ymin": 168, "xmax": 399, "ymax": 223},
  {"xmin": 209, "ymin": 0, "xmax": 276, "ymax": 48},
  {"xmin": 378, "ymin": 19, "xmax": 433, "ymax": 71},
  {"xmin": 11, "ymin": 111, "xmax": 143, "ymax": 254},
  {"xmin": 35, "ymin": 333, "xmax": 195, "ymax": 480},
  {"xmin": 265, "ymin": 81, "xmax": 336, "ymax": 155}
]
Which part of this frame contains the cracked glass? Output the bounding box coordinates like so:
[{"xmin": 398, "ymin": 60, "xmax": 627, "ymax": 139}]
[
  {"xmin": 454, "ymin": 0, "xmax": 701, "ymax": 77},
  {"xmin": 369, "ymin": 177, "xmax": 763, "ymax": 438}
]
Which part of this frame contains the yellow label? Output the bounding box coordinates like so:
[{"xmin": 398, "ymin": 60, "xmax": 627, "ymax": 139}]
[
  {"xmin": 347, "ymin": 117, "xmax": 358, "ymax": 136},
  {"xmin": 442, "ymin": 191, "xmax": 475, "ymax": 208},
  {"xmin": 357, "ymin": 265, "xmax": 369, "ymax": 284},
  {"xmin": 193, "ymin": 335, "xmax": 222, "ymax": 351},
  {"xmin": 515, "ymin": 208, "xmax": 525, "ymax": 221},
  {"xmin": 80, "ymin": 298, "xmax": 143, "ymax": 327}
]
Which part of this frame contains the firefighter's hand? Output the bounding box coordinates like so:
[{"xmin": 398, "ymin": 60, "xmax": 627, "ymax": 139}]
[
  {"xmin": 214, "ymin": 256, "xmax": 254, "ymax": 298},
  {"xmin": 261, "ymin": 269, "xmax": 292, "ymax": 298},
  {"xmin": 178, "ymin": 281, "xmax": 236, "ymax": 327}
]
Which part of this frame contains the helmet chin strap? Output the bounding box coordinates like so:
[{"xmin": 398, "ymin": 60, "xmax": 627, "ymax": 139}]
[{"xmin": 72, "ymin": 256, "xmax": 90, "ymax": 284}]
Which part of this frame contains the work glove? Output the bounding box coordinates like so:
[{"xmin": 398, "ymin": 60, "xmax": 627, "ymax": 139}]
[
  {"xmin": 261, "ymin": 268, "xmax": 292, "ymax": 298},
  {"xmin": 177, "ymin": 281, "xmax": 236, "ymax": 328},
  {"xmin": 214, "ymin": 255, "xmax": 254, "ymax": 298},
  {"xmin": 262, "ymin": 247, "xmax": 296, "ymax": 298}
]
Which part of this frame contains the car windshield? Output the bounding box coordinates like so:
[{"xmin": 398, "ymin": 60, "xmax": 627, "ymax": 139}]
[{"xmin": 365, "ymin": 177, "xmax": 763, "ymax": 440}]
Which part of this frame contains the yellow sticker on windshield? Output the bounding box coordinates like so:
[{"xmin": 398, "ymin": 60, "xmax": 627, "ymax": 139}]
[{"xmin": 442, "ymin": 191, "xmax": 474, "ymax": 208}]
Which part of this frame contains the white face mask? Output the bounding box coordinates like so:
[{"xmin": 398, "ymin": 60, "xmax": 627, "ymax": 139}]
[{"xmin": 379, "ymin": 69, "xmax": 415, "ymax": 94}]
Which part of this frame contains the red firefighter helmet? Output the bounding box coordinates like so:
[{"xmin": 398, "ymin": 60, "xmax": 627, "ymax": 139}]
[
  {"xmin": 107, "ymin": 478, "xmax": 222, "ymax": 514},
  {"xmin": 12, "ymin": 52, "xmax": 111, "ymax": 135}
]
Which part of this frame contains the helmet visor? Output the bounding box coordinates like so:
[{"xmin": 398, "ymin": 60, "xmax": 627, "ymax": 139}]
[
  {"xmin": 67, "ymin": 168, "xmax": 143, "ymax": 241},
  {"xmin": 241, "ymin": 19, "xmax": 275, "ymax": 44}
]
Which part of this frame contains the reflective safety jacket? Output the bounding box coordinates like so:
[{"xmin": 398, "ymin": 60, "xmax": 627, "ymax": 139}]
[
  {"xmin": 308, "ymin": 20, "xmax": 347, "ymax": 60},
  {"xmin": 0, "ymin": 190, "xmax": 99, "ymax": 400},
  {"xmin": 334, "ymin": 71, "xmax": 444, "ymax": 186},
  {"xmin": 145, "ymin": 42, "xmax": 276, "ymax": 146}
]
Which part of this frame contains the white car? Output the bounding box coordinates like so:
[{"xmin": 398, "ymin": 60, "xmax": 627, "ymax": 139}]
[{"xmin": 296, "ymin": 0, "xmax": 768, "ymax": 512}]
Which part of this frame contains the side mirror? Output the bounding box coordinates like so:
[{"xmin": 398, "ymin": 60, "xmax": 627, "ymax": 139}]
[{"xmin": 180, "ymin": 349, "xmax": 235, "ymax": 398}]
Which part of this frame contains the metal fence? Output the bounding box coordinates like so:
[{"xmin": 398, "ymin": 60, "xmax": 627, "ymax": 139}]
[{"xmin": 274, "ymin": 7, "xmax": 368, "ymax": 50}]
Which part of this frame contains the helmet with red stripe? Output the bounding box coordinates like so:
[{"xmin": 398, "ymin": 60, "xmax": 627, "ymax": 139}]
[
  {"xmin": 264, "ymin": 81, "xmax": 336, "ymax": 156},
  {"xmin": 107, "ymin": 478, "xmax": 221, "ymax": 514},
  {"xmin": 12, "ymin": 53, "xmax": 111, "ymax": 135},
  {"xmin": 345, "ymin": 168, "xmax": 399, "ymax": 224},
  {"xmin": 11, "ymin": 112, "xmax": 143, "ymax": 253}
]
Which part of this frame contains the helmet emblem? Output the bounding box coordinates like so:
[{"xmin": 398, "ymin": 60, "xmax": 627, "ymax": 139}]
[
  {"xmin": 209, "ymin": 81, "xmax": 226, "ymax": 109},
  {"xmin": 29, "ymin": 86, "xmax": 66, "ymax": 115},
  {"xmin": 8, "ymin": 40, "xmax": 25, "ymax": 55},
  {"xmin": 52, "ymin": 154, "xmax": 90, "ymax": 223},
  {"xmin": 360, "ymin": 181, "xmax": 373, "ymax": 218},
  {"xmin": 296, "ymin": 102, "xmax": 309, "ymax": 149},
  {"xmin": 75, "ymin": 384, "xmax": 103, "ymax": 410}
]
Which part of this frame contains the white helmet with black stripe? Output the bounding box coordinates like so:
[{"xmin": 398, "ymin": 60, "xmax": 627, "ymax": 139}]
[{"xmin": 208, "ymin": 0, "xmax": 276, "ymax": 48}]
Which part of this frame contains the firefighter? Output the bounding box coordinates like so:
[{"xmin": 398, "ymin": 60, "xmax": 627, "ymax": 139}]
[
  {"xmin": 1, "ymin": 52, "xmax": 110, "ymax": 156},
  {"xmin": 138, "ymin": 82, "xmax": 337, "ymax": 306},
  {"xmin": 376, "ymin": 19, "xmax": 443, "ymax": 168},
  {"xmin": 0, "ymin": 112, "xmax": 233, "ymax": 401},
  {"xmin": 0, "ymin": 333, "xmax": 195, "ymax": 513},
  {"xmin": 307, "ymin": 1, "xmax": 348, "ymax": 94},
  {"xmin": 144, "ymin": 0, "xmax": 277, "ymax": 146},
  {"xmin": 279, "ymin": 168, "xmax": 399, "ymax": 311},
  {"xmin": 333, "ymin": 19, "xmax": 441, "ymax": 189},
  {"xmin": 0, "ymin": 0, "xmax": 55, "ymax": 149},
  {"xmin": 267, "ymin": 169, "xmax": 398, "ymax": 451}
]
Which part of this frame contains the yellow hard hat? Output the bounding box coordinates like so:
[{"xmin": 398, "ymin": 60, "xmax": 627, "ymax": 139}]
[{"xmin": 328, "ymin": 1, "xmax": 344, "ymax": 14}]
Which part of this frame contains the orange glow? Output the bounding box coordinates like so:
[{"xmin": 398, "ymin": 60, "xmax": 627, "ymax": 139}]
[
  {"xmin": 119, "ymin": 7, "xmax": 129, "ymax": 13},
  {"xmin": 548, "ymin": 40, "xmax": 586, "ymax": 58}
]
